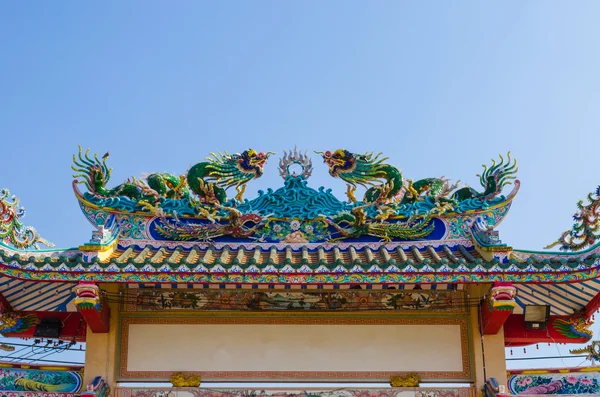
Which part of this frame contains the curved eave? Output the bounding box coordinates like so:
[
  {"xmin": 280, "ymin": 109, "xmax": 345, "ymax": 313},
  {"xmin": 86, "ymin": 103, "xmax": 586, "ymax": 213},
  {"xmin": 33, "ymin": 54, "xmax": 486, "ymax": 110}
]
[{"xmin": 0, "ymin": 242, "xmax": 597, "ymax": 274}]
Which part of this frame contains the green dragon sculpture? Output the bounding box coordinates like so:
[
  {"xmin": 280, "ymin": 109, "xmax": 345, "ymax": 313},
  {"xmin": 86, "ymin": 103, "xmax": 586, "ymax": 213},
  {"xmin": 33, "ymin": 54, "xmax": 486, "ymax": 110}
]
[
  {"xmin": 72, "ymin": 147, "xmax": 274, "ymax": 209},
  {"xmin": 318, "ymin": 150, "xmax": 517, "ymax": 206},
  {"xmin": 72, "ymin": 147, "xmax": 166, "ymax": 204},
  {"xmin": 187, "ymin": 150, "xmax": 274, "ymax": 204},
  {"xmin": 316, "ymin": 149, "xmax": 518, "ymax": 241},
  {"xmin": 317, "ymin": 149, "xmax": 456, "ymax": 205},
  {"xmin": 546, "ymin": 186, "xmax": 600, "ymax": 252},
  {"xmin": 316, "ymin": 150, "xmax": 402, "ymax": 203}
]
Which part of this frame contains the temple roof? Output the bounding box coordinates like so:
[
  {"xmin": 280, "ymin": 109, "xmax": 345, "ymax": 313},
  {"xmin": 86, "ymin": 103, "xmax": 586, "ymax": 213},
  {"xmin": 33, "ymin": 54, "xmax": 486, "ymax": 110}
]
[
  {"xmin": 1, "ymin": 147, "xmax": 599, "ymax": 290},
  {"xmin": 4, "ymin": 146, "xmax": 600, "ymax": 352}
]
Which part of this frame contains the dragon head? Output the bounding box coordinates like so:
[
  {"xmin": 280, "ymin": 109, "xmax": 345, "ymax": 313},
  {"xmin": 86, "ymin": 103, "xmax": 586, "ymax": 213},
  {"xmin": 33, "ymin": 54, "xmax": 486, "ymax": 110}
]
[
  {"xmin": 555, "ymin": 317, "xmax": 594, "ymax": 339},
  {"xmin": 74, "ymin": 283, "xmax": 101, "ymax": 299},
  {"xmin": 318, "ymin": 149, "xmax": 357, "ymax": 177},
  {"xmin": 488, "ymin": 283, "xmax": 517, "ymax": 310},
  {"xmin": 232, "ymin": 213, "xmax": 268, "ymax": 238},
  {"xmin": 316, "ymin": 149, "xmax": 389, "ymax": 189},
  {"xmin": 74, "ymin": 283, "xmax": 102, "ymax": 308},
  {"xmin": 203, "ymin": 149, "xmax": 274, "ymax": 192},
  {"xmin": 238, "ymin": 149, "xmax": 274, "ymax": 178}
]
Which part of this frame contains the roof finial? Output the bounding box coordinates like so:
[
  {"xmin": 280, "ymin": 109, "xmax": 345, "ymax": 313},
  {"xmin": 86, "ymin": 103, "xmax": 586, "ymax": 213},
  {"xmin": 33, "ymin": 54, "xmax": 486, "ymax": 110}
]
[{"xmin": 278, "ymin": 146, "xmax": 313, "ymax": 180}]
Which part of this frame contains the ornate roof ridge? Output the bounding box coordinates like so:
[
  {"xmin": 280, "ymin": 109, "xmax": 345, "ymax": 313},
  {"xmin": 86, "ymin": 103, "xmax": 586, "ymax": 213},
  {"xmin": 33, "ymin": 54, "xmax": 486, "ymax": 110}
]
[{"xmin": 71, "ymin": 147, "xmax": 519, "ymax": 244}]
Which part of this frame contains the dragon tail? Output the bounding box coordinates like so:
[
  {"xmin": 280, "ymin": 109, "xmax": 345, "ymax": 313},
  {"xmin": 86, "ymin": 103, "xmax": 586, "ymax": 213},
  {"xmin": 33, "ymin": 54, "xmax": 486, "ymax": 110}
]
[{"xmin": 72, "ymin": 146, "xmax": 111, "ymax": 194}]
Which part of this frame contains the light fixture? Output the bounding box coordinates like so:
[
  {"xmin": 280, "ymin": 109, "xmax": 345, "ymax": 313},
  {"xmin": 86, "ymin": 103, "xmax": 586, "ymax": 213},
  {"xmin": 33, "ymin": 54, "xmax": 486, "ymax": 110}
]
[{"xmin": 524, "ymin": 305, "xmax": 550, "ymax": 330}]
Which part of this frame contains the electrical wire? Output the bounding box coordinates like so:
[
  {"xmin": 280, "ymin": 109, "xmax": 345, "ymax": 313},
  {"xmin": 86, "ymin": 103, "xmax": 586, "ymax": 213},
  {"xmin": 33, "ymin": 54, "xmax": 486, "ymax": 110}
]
[
  {"xmin": 3, "ymin": 316, "xmax": 85, "ymax": 364},
  {"xmin": 0, "ymin": 345, "xmax": 30, "ymax": 359},
  {"xmin": 8, "ymin": 341, "xmax": 80, "ymax": 364},
  {"xmin": 0, "ymin": 341, "xmax": 85, "ymax": 352},
  {"xmin": 27, "ymin": 349, "xmax": 59, "ymax": 364},
  {"xmin": 10, "ymin": 349, "xmax": 39, "ymax": 363}
]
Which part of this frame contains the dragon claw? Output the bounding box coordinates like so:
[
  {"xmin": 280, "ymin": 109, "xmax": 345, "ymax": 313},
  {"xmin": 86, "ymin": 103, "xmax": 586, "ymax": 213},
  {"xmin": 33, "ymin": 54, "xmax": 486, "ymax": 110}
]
[
  {"xmin": 345, "ymin": 185, "xmax": 357, "ymax": 203},
  {"xmin": 235, "ymin": 185, "xmax": 247, "ymax": 202}
]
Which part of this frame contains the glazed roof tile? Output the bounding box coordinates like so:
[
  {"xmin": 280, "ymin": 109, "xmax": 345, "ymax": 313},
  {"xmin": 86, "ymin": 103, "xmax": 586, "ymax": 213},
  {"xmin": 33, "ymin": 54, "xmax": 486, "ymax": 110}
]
[
  {"xmin": 103, "ymin": 243, "xmax": 476, "ymax": 268},
  {"xmin": 1, "ymin": 239, "xmax": 600, "ymax": 276}
]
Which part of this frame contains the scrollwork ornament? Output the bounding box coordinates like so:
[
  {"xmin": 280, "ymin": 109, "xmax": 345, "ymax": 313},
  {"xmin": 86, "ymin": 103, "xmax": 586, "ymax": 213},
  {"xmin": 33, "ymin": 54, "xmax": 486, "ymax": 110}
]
[{"xmin": 0, "ymin": 189, "xmax": 53, "ymax": 250}]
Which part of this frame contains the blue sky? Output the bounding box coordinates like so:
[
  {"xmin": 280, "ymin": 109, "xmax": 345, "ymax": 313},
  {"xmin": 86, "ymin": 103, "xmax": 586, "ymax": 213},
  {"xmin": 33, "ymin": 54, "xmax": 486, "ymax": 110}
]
[{"xmin": 1, "ymin": 2, "xmax": 600, "ymax": 369}]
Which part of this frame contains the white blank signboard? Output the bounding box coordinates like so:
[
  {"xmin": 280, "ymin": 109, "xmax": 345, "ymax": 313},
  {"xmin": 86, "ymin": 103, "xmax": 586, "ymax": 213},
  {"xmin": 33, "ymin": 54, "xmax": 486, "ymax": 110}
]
[{"xmin": 125, "ymin": 322, "xmax": 465, "ymax": 374}]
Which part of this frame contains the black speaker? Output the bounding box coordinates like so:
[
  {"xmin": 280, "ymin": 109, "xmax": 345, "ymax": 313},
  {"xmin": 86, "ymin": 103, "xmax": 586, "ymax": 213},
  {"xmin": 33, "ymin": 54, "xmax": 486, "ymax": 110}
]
[{"xmin": 33, "ymin": 318, "xmax": 62, "ymax": 338}]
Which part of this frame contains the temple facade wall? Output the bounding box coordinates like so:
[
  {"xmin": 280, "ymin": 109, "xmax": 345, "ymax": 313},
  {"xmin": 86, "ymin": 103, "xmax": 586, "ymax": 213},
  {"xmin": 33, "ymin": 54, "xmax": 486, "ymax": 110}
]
[{"xmin": 82, "ymin": 283, "xmax": 508, "ymax": 391}]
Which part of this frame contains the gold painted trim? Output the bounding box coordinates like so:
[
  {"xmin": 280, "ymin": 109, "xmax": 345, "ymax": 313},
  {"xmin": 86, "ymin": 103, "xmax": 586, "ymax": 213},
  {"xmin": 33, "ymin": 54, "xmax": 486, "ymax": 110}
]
[
  {"xmin": 579, "ymin": 367, "xmax": 600, "ymax": 373},
  {"xmin": 508, "ymin": 366, "xmax": 600, "ymax": 375},
  {"xmin": 79, "ymin": 242, "xmax": 116, "ymax": 253},
  {"xmin": 491, "ymin": 301, "xmax": 517, "ymax": 309}
]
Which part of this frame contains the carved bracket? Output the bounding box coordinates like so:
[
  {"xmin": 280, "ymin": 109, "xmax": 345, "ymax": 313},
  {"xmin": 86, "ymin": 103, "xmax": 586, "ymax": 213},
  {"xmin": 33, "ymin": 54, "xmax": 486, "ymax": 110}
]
[
  {"xmin": 481, "ymin": 283, "xmax": 517, "ymax": 335},
  {"xmin": 74, "ymin": 283, "xmax": 110, "ymax": 333}
]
